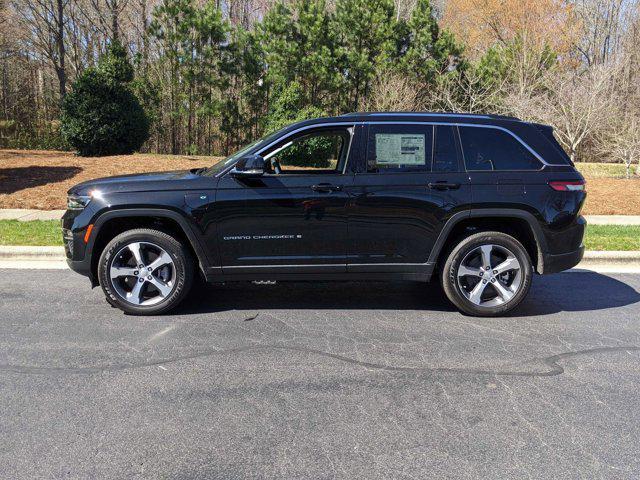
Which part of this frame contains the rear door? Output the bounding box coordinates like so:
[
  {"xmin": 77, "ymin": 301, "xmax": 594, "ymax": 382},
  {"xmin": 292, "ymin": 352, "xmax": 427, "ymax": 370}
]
[
  {"xmin": 347, "ymin": 123, "xmax": 472, "ymax": 273},
  {"xmin": 458, "ymin": 125, "xmax": 544, "ymax": 204}
]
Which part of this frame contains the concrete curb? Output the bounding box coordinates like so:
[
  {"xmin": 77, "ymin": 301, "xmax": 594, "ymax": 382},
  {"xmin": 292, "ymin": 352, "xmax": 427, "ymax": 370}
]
[
  {"xmin": 0, "ymin": 246, "xmax": 66, "ymax": 260},
  {"xmin": 582, "ymin": 251, "xmax": 640, "ymax": 263},
  {"xmin": 585, "ymin": 215, "xmax": 640, "ymax": 225},
  {"xmin": 0, "ymin": 209, "xmax": 65, "ymax": 221},
  {"xmin": 1, "ymin": 246, "xmax": 639, "ymax": 267}
]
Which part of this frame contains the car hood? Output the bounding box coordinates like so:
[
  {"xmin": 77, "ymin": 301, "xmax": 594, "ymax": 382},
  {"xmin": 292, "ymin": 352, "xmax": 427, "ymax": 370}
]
[{"xmin": 68, "ymin": 169, "xmax": 208, "ymax": 196}]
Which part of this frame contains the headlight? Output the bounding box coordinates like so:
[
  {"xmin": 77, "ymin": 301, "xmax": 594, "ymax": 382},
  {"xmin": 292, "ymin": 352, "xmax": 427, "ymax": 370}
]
[{"xmin": 67, "ymin": 194, "xmax": 91, "ymax": 210}]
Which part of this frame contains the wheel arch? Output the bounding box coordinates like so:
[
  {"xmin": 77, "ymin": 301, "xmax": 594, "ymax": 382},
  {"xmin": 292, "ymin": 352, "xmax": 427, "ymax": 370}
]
[
  {"xmin": 87, "ymin": 209, "xmax": 210, "ymax": 285},
  {"xmin": 429, "ymin": 209, "xmax": 547, "ymax": 273}
]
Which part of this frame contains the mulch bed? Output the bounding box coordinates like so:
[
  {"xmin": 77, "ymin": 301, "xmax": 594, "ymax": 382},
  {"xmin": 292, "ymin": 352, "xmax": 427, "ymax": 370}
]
[
  {"xmin": 1, "ymin": 149, "xmax": 638, "ymax": 214},
  {"xmin": 0, "ymin": 150, "xmax": 217, "ymax": 210}
]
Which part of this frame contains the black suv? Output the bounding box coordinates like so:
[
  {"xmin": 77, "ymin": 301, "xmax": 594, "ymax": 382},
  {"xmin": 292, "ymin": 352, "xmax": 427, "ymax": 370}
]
[{"xmin": 63, "ymin": 112, "xmax": 586, "ymax": 316}]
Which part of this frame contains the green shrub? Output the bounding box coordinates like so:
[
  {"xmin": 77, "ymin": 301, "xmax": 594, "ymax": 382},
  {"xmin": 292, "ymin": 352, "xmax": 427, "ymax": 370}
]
[{"xmin": 61, "ymin": 42, "xmax": 149, "ymax": 156}]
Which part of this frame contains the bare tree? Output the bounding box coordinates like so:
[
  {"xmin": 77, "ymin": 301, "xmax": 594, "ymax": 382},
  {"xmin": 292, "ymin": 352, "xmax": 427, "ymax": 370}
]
[
  {"xmin": 573, "ymin": 0, "xmax": 627, "ymax": 66},
  {"xmin": 366, "ymin": 71, "xmax": 420, "ymax": 111},
  {"xmin": 427, "ymin": 68, "xmax": 507, "ymax": 114},
  {"xmin": 508, "ymin": 65, "xmax": 617, "ymax": 162},
  {"xmin": 13, "ymin": 0, "xmax": 69, "ymax": 98},
  {"xmin": 601, "ymin": 117, "xmax": 640, "ymax": 177}
]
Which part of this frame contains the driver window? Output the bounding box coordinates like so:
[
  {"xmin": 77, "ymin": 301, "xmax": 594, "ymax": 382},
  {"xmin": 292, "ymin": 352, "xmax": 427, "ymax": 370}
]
[{"xmin": 264, "ymin": 128, "xmax": 351, "ymax": 174}]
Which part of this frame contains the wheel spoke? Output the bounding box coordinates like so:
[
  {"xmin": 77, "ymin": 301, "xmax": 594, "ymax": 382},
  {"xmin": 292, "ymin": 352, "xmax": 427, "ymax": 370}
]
[
  {"xmin": 468, "ymin": 280, "xmax": 488, "ymax": 305},
  {"xmin": 127, "ymin": 280, "xmax": 145, "ymax": 304},
  {"xmin": 147, "ymin": 251, "xmax": 172, "ymax": 273},
  {"xmin": 494, "ymin": 256, "xmax": 520, "ymax": 275},
  {"xmin": 492, "ymin": 281, "xmax": 515, "ymax": 303},
  {"xmin": 110, "ymin": 266, "xmax": 138, "ymax": 279},
  {"xmin": 457, "ymin": 265, "xmax": 481, "ymax": 278},
  {"xmin": 148, "ymin": 277, "xmax": 172, "ymax": 297},
  {"xmin": 479, "ymin": 245, "xmax": 493, "ymax": 270},
  {"xmin": 128, "ymin": 242, "xmax": 145, "ymax": 266}
]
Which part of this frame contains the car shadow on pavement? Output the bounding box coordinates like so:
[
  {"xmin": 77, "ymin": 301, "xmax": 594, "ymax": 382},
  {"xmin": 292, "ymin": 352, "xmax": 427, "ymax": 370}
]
[
  {"xmin": 174, "ymin": 271, "xmax": 640, "ymax": 317},
  {"xmin": 511, "ymin": 271, "xmax": 640, "ymax": 317},
  {"xmin": 176, "ymin": 280, "xmax": 457, "ymax": 315}
]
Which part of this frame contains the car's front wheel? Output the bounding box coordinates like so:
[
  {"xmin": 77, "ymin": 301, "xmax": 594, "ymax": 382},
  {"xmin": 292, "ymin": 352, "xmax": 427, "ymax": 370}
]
[
  {"xmin": 98, "ymin": 228, "xmax": 194, "ymax": 315},
  {"xmin": 441, "ymin": 231, "xmax": 533, "ymax": 316}
]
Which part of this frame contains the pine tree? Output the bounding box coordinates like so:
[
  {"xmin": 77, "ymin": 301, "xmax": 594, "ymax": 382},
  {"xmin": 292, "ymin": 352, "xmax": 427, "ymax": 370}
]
[
  {"xmin": 399, "ymin": 0, "xmax": 465, "ymax": 86},
  {"xmin": 333, "ymin": 0, "xmax": 396, "ymax": 111}
]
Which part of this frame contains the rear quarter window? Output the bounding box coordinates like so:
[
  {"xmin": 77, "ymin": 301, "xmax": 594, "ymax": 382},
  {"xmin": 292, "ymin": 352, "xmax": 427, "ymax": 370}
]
[{"xmin": 459, "ymin": 126, "xmax": 542, "ymax": 171}]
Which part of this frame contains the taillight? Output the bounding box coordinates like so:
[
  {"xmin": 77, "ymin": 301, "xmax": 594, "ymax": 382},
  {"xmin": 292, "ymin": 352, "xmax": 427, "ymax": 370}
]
[{"xmin": 548, "ymin": 180, "xmax": 586, "ymax": 192}]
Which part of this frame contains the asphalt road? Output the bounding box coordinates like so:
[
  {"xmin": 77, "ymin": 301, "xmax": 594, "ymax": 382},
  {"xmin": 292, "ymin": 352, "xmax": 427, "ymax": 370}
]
[{"xmin": 1, "ymin": 269, "xmax": 640, "ymax": 479}]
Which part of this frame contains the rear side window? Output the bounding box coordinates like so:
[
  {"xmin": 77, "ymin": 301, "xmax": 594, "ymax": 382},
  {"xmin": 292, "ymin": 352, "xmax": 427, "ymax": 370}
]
[
  {"xmin": 433, "ymin": 125, "xmax": 460, "ymax": 172},
  {"xmin": 459, "ymin": 126, "xmax": 542, "ymax": 171},
  {"xmin": 367, "ymin": 124, "xmax": 433, "ymax": 173}
]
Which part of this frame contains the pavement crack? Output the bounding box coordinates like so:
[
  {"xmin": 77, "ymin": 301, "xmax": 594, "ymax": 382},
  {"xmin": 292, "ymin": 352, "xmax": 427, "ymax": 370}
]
[{"xmin": 0, "ymin": 345, "xmax": 638, "ymax": 377}]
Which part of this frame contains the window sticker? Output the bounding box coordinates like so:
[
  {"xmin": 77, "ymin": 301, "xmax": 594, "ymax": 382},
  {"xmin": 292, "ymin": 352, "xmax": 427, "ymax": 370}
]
[{"xmin": 375, "ymin": 133, "xmax": 425, "ymax": 166}]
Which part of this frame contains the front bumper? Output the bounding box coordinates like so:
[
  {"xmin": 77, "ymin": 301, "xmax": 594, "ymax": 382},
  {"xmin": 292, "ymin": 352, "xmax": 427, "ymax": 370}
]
[
  {"xmin": 62, "ymin": 206, "xmax": 98, "ymax": 285},
  {"xmin": 541, "ymin": 245, "xmax": 585, "ymax": 274},
  {"xmin": 67, "ymin": 257, "xmax": 91, "ymax": 276}
]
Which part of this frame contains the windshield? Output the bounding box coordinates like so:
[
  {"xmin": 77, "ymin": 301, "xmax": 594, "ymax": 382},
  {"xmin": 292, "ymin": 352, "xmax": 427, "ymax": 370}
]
[{"xmin": 203, "ymin": 128, "xmax": 288, "ymax": 176}]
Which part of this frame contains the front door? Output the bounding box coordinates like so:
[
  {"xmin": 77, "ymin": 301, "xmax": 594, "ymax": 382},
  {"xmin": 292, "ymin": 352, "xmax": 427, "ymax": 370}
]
[
  {"xmin": 215, "ymin": 125, "xmax": 359, "ymax": 275},
  {"xmin": 348, "ymin": 123, "xmax": 472, "ymax": 273}
]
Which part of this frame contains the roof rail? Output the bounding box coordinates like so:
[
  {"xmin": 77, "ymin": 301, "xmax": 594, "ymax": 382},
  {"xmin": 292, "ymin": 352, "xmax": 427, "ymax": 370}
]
[{"xmin": 340, "ymin": 111, "xmax": 520, "ymax": 121}]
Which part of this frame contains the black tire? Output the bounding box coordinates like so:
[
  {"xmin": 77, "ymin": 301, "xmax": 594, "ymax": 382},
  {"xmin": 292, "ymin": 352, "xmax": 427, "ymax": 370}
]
[
  {"xmin": 97, "ymin": 228, "xmax": 194, "ymax": 315},
  {"xmin": 440, "ymin": 231, "xmax": 532, "ymax": 317}
]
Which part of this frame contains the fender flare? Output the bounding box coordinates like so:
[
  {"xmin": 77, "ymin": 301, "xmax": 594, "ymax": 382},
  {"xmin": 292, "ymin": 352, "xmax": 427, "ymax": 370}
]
[
  {"xmin": 87, "ymin": 208, "xmax": 212, "ymax": 271},
  {"xmin": 427, "ymin": 209, "xmax": 547, "ymax": 272}
]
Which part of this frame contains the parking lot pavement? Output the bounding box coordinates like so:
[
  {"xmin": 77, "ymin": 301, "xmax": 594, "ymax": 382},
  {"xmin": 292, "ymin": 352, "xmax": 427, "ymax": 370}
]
[{"xmin": 1, "ymin": 270, "xmax": 640, "ymax": 479}]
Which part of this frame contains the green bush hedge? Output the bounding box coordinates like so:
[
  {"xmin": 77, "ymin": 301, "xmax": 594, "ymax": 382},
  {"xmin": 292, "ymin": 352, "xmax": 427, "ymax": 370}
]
[{"xmin": 61, "ymin": 42, "xmax": 149, "ymax": 156}]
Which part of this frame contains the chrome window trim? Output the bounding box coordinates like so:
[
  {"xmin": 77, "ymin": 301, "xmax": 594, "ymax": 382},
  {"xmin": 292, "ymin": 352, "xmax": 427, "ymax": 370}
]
[
  {"xmin": 218, "ymin": 119, "xmax": 565, "ymax": 177},
  {"xmin": 218, "ymin": 122, "xmax": 361, "ymax": 177}
]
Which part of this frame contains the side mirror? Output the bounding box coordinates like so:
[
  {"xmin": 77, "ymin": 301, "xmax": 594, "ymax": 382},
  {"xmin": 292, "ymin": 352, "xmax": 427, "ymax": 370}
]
[{"xmin": 231, "ymin": 154, "xmax": 266, "ymax": 178}]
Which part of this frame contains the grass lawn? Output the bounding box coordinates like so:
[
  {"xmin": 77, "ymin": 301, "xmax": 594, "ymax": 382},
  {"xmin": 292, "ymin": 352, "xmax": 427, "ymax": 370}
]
[
  {"xmin": 0, "ymin": 220, "xmax": 63, "ymax": 246},
  {"xmin": 575, "ymin": 162, "xmax": 634, "ymax": 178},
  {"xmin": 2, "ymin": 220, "xmax": 639, "ymax": 251},
  {"xmin": 583, "ymin": 225, "xmax": 640, "ymax": 251}
]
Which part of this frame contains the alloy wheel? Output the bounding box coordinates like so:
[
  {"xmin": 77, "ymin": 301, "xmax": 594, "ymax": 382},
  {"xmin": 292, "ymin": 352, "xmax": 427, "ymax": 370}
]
[
  {"xmin": 109, "ymin": 242, "xmax": 176, "ymax": 306},
  {"xmin": 456, "ymin": 244, "xmax": 523, "ymax": 308}
]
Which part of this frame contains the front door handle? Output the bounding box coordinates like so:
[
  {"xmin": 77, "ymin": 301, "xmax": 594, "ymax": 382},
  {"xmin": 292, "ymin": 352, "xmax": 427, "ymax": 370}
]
[
  {"xmin": 311, "ymin": 183, "xmax": 342, "ymax": 193},
  {"xmin": 428, "ymin": 181, "xmax": 461, "ymax": 191}
]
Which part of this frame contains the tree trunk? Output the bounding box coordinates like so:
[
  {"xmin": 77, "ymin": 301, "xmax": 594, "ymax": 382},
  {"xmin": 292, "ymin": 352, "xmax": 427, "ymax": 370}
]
[
  {"xmin": 112, "ymin": 0, "xmax": 119, "ymax": 42},
  {"xmin": 56, "ymin": 0, "xmax": 66, "ymax": 99},
  {"xmin": 140, "ymin": 0, "xmax": 148, "ymax": 73}
]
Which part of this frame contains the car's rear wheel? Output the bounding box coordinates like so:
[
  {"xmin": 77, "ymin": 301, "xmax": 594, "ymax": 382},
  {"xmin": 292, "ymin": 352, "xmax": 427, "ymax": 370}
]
[
  {"xmin": 441, "ymin": 231, "xmax": 532, "ymax": 316},
  {"xmin": 98, "ymin": 228, "xmax": 194, "ymax": 315}
]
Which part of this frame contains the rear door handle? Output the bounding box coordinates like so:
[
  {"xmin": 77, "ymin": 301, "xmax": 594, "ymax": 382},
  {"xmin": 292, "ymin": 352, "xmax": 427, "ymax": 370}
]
[
  {"xmin": 311, "ymin": 183, "xmax": 342, "ymax": 193},
  {"xmin": 428, "ymin": 182, "xmax": 460, "ymax": 191}
]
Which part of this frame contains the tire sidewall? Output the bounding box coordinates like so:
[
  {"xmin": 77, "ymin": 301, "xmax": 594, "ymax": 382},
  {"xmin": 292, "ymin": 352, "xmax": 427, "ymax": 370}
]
[
  {"xmin": 98, "ymin": 230, "xmax": 192, "ymax": 315},
  {"xmin": 442, "ymin": 232, "xmax": 532, "ymax": 317}
]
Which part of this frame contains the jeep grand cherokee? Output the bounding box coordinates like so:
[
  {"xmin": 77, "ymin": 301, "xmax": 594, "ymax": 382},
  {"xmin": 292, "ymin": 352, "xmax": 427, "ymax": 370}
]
[{"xmin": 62, "ymin": 112, "xmax": 586, "ymax": 316}]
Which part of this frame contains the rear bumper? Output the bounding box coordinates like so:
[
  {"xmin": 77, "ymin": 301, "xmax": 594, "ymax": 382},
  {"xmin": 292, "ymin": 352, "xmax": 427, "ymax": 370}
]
[{"xmin": 541, "ymin": 245, "xmax": 584, "ymax": 274}]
